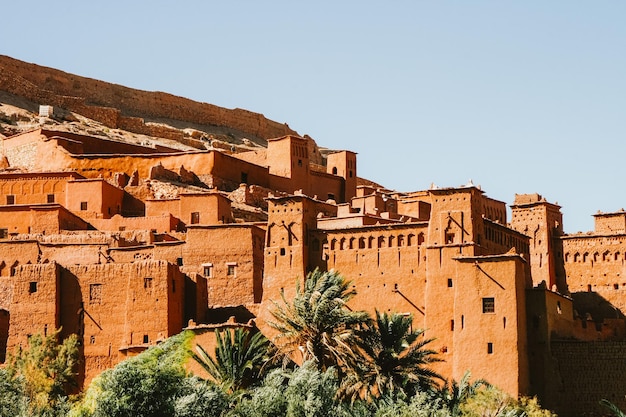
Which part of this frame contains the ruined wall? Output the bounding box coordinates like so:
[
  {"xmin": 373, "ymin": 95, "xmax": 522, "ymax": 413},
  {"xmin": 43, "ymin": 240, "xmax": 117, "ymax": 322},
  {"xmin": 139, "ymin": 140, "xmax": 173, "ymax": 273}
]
[{"xmin": 0, "ymin": 55, "xmax": 298, "ymax": 140}]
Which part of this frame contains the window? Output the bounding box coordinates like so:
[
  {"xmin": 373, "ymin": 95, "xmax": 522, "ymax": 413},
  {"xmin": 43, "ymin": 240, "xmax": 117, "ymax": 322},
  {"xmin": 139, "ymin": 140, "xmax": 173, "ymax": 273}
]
[
  {"xmin": 176, "ymin": 257, "xmax": 183, "ymax": 266},
  {"xmin": 89, "ymin": 284, "xmax": 102, "ymax": 304},
  {"xmin": 203, "ymin": 264, "xmax": 213, "ymax": 278},
  {"xmin": 190, "ymin": 212, "xmax": 200, "ymax": 224},
  {"xmin": 447, "ymin": 278, "xmax": 453, "ymax": 288},
  {"xmin": 144, "ymin": 277, "xmax": 153, "ymax": 289},
  {"xmin": 143, "ymin": 334, "xmax": 149, "ymax": 344},
  {"xmin": 29, "ymin": 282, "xmax": 38, "ymax": 293},
  {"xmin": 0, "ymin": 229, "xmax": 7, "ymax": 239},
  {"xmin": 80, "ymin": 201, "xmax": 88, "ymax": 211},
  {"xmin": 445, "ymin": 233, "xmax": 455, "ymax": 244},
  {"xmin": 47, "ymin": 194, "xmax": 55, "ymax": 203},
  {"xmin": 6, "ymin": 195, "xmax": 14, "ymax": 205},
  {"xmin": 482, "ymin": 297, "xmax": 495, "ymax": 313},
  {"xmin": 227, "ymin": 263, "xmax": 237, "ymax": 276},
  {"xmin": 487, "ymin": 342, "xmax": 494, "ymax": 354},
  {"xmin": 298, "ymin": 159, "xmax": 302, "ymax": 167},
  {"xmin": 280, "ymin": 248, "xmax": 286, "ymax": 256}
]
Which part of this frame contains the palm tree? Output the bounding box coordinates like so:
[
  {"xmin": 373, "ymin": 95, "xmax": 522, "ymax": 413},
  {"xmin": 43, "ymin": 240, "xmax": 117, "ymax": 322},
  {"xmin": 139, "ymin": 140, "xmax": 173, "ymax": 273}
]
[
  {"xmin": 600, "ymin": 399, "xmax": 626, "ymax": 417},
  {"xmin": 437, "ymin": 371, "xmax": 491, "ymax": 417},
  {"xmin": 269, "ymin": 268, "xmax": 371, "ymax": 372},
  {"xmin": 340, "ymin": 310, "xmax": 443, "ymax": 401},
  {"xmin": 192, "ymin": 327, "xmax": 269, "ymax": 393}
]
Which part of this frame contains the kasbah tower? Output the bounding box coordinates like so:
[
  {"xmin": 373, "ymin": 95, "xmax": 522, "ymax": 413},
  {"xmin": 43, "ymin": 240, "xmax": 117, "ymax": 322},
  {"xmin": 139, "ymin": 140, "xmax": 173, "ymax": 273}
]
[{"xmin": 1, "ymin": 55, "xmax": 626, "ymax": 416}]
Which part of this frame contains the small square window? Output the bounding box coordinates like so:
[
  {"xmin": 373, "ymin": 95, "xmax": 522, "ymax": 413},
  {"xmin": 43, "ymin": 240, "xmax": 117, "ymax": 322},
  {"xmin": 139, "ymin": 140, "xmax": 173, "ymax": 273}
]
[
  {"xmin": 80, "ymin": 202, "xmax": 88, "ymax": 211},
  {"xmin": 227, "ymin": 265, "xmax": 236, "ymax": 276},
  {"xmin": 29, "ymin": 282, "xmax": 38, "ymax": 293},
  {"xmin": 47, "ymin": 194, "xmax": 55, "ymax": 203},
  {"xmin": 191, "ymin": 212, "xmax": 200, "ymax": 224},
  {"xmin": 482, "ymin": 297, "xmax": 495, "ymax": 314},
  {"xmin": 6, "ymin": 195, "xmax": 15, "ymax": 205},
  {"xmin": 0, "ymin": 229, "xmax": 8, "ymax": 239},
  {"xmin": 144, "ymin": 277, "xmax": 153, "ymax": 289},
  {"xmin": 176, "ymin": 257, "xmax": 183, "ymax": 266}
]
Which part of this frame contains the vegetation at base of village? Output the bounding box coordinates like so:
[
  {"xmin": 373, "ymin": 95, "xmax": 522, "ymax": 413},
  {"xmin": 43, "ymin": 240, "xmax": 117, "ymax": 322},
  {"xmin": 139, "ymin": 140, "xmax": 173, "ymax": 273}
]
[{"xmin": 0, "ymin": 270, "xmax": 570, "ymax": 416}]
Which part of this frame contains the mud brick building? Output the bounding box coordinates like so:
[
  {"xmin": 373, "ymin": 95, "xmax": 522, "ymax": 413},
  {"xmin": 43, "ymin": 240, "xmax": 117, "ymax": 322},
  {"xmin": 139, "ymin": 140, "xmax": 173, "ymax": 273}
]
[{"xmin": 0, "ymin": 128, "xmax": 624, "ymax": 415}]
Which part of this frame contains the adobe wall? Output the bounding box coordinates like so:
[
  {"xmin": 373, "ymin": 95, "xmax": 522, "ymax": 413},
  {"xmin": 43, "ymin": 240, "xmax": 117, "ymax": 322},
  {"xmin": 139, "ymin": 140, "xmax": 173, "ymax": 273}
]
[
  {"xmin": 183, "ymin": 225, "xmax": 265, "ymax": 309},
  {"xmin": 0, "ymin": 171, "xmax": 76, "ymax": 206},
  {"xmin": 0, "ymin": 240, "xmax": 41, "ymax": 277},
  {"xmin": 562, "ymin": 234, "xmax": 626, "ymax": 315},
  {"xmin": 0, "ymin": 55, "xmax": 298, "ymax": 141},
  {"xmin": 66, "ymin": 179, "xmax": 124, "ymax": 219},
  {"xmin": 545, "ymin": 341, "xmax": 626, "ymax": 417},
  {"xmin": 1, "ymin": 129, "xmax": 41, "ymax": 171},
  {"xmin": 59, "ymin": 261, "xmax": 184, "ymax": 384},
  {"xmin": 89, "ymin": 214, "xmax": 178, "ymax": 233},
  {"xmin": 8, "ymin": 262, "xmax": 60, "ymax": 351},
  {"xmin": 452, "ymin": 256, "xmax": 530, "ymax": 397},
  {"xmin": 325, "ymin": 224, "xmax": 428, "ymax": 326}
]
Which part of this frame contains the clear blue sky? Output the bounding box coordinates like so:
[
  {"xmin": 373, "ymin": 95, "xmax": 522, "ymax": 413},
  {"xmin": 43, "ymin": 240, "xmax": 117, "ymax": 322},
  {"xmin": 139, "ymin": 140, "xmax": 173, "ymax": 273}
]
[{"xmin": 2, "ymin": 1, "xmax": 625, "ymax": 233}]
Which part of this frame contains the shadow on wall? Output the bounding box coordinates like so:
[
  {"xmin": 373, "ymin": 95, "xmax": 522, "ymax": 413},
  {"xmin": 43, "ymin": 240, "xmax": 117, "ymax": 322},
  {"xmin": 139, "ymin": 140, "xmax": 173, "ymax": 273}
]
[{"xmin": 571, "ymin": 292, "xmax": 625, "ymax": 322}]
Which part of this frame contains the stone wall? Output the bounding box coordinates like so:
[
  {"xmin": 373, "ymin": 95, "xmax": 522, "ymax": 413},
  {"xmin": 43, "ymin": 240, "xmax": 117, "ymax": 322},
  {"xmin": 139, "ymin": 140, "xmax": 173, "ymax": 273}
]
[{"xmin": 546, "ymin": 341, "xmax": 626, "ymax": 416}]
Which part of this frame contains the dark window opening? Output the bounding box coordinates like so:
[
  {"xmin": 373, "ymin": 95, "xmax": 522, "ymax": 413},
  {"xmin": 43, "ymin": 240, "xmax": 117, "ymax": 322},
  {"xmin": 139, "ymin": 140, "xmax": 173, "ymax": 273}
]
[
  {"xmin": 190, "ymin": 212, "xmax": 200, "ymax": 224},
  {"xmin": 298, "ymin": 159, "xmax": 302, "ymax": 167},
  {"xmin": 80, "ymin": 201, "xmax": 88, "ymax": 211},
  {"xmin": 280, "ymin": 248, "xmax": 286, "ymax": 256},
  {"xmin": 143, "ymin": 335, "xmax": 149, "ymax": 344},
  {"xmin": 447, "ymin": 278, "xmax": 453, "ymax": 288},
  {"xmin": 487, "ymin": 342, "xmax": 493, "ymax": 354},
  {"xmin": 29, "ymin": 282, "xmax": 37, "ymax": 293},
  {"xmin": 445, "ymin": 233, "xmax": 455, "ymax": 244},
  {"xmin": 47, "ymin": 194, "xmax": 55, "ymax": 203},
  {"xmin": 241, "ymin": 172, "xmax": 248, "ymax": 183},
  {"xmin": 90, "ymin": 335, "xmax": 95, "ymax": 344},
  {"xmin": 203, "ymin": 265, "xmax": 212, "ymax": 278},
  {"xmin": 176, "ymin": 257, "xmax": 183, "ymax": 266},
  {"xmin": 6, "ymin": 195, "xmax": 14, "ymax": 205},
  {"xmin": 144, "ymin": 277, "xmax": 153, "ymax": 289},
  {"xmin": 349, "ymin": 170, "xmax": 353, "ymax": 178},
  {"xmin": 614, "ymin": 283, "xmax": 620, "ymax": 290},
  {"xmin": 0, "ymin": 229, "xmax": 7, "ymax": 239},
  {"xmin": 450, "ymin": 320, "xmax": 454, "ymax": 331},
  {"xmin": 482, "ymin": 297, "xmax": 495, "ymax": 313},
  {"xmin": 327, "ymin": 193, "xmax": 335, "ymax": 200},
  {"xmin": 227, "ymin": 265, "xmax": 236, "ymax": 276},
  {"xmin": 332, "ymin": 167, "xmax": 338, "ymax": 175}
]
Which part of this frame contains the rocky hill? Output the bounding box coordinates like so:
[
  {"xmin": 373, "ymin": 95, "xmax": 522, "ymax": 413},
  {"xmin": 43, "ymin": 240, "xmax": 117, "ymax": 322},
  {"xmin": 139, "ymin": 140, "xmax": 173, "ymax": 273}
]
[{"xmin": 0, "ymin": 55, "xmax": 325, "ymax": 163}]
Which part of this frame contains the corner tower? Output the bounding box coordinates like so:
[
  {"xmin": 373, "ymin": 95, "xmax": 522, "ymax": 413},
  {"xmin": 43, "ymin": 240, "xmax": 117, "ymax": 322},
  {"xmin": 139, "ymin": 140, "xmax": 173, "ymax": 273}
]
[{"xmin": 510, "ymin": 194, "xmax": 565, "ymax": 293}]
